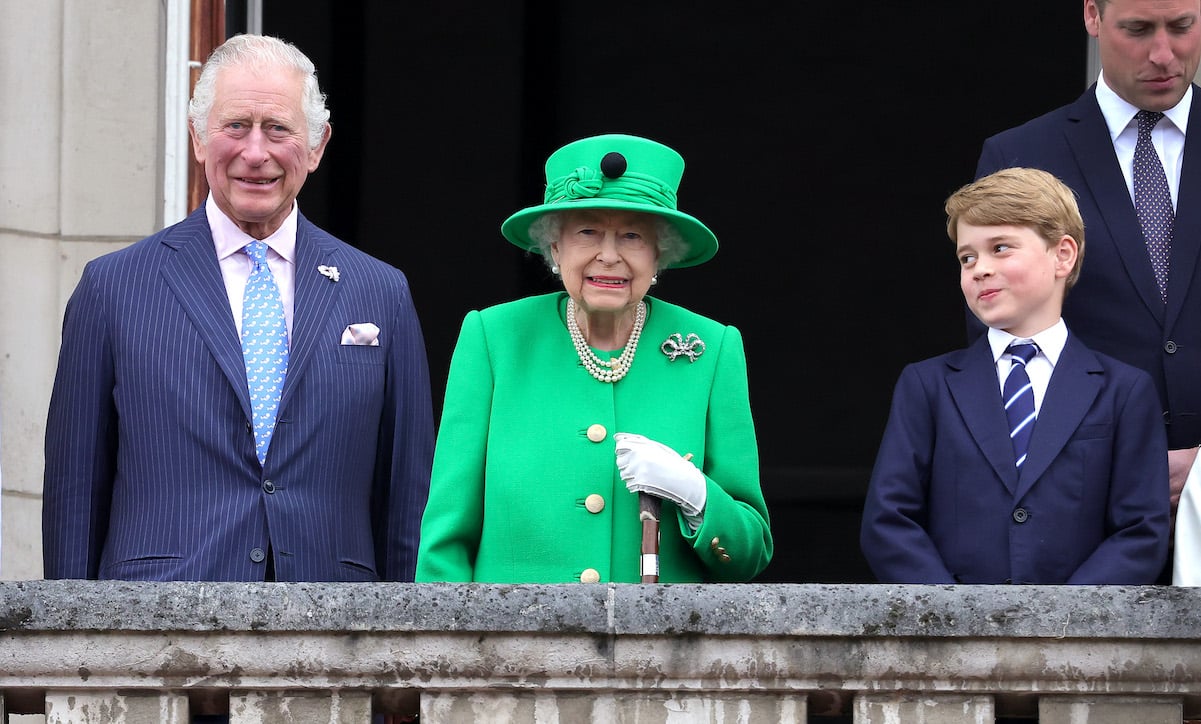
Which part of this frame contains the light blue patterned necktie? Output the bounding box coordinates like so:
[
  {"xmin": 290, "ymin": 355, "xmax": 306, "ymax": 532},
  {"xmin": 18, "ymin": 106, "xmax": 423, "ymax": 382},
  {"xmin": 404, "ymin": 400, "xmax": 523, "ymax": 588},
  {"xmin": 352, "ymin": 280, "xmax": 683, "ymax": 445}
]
[
  {"xmin": 241, "ymin": 241, "xmax": 289, "ymax": 465},
  {"xmin": 1003, "ymin": 342, "xmax": 1039, "ymax": 469}
]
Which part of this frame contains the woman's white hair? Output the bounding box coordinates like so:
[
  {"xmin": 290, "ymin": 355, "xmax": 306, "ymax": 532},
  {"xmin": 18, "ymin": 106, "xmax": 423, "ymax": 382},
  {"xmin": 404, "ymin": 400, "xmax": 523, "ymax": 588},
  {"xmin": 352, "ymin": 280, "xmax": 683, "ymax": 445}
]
[
  {"xmin": 187, "ymin": 34, "xmax": 330, "ymax": 150},
  {"xmin": 528, "ymin": 211, "xmax": 688, "ymax": 274}
]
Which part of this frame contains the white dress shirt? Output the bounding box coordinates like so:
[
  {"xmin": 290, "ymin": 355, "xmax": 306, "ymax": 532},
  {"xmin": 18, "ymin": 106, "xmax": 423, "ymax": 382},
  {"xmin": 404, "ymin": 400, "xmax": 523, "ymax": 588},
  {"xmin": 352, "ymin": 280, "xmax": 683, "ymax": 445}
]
[
  {"xmin": 987, "ymin": 319, "xmax": 1068, "ymax": 417},
  {"xmin": 206, "ymin": 195, "xmax": 297, "ymax": 340},
  {"xmin": 1095, "ymin": 72, "xmax": 1191, "ymax": 210}
]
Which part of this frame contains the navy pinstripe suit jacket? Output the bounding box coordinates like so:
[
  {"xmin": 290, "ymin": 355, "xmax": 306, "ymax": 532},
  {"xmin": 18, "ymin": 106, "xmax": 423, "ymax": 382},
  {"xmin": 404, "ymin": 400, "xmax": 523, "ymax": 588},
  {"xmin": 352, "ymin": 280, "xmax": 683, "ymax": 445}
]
[{"xmin": 42, "ymin": 208, "xmax": 434, "ymax": 582}]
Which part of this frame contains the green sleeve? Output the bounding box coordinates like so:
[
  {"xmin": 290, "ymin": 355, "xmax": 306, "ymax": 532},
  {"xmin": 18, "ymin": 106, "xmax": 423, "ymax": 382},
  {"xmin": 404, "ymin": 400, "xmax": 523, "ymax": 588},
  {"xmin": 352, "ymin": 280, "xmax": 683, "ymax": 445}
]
[
  {"xmin": 686, "ymin": 325, "xmax": 774, "ymax": 581},
  {"xmin": 415, "ymin": 311, "xmax": 492, "ymax": 582}
]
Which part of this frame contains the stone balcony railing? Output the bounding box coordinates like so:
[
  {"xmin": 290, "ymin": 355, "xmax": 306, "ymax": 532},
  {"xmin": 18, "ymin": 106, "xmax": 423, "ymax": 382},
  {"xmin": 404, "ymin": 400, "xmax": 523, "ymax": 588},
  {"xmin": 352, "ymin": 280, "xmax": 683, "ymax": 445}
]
[{"xmin": 0, "ymin": 581, "xmax": 1199, "ymax": 723}]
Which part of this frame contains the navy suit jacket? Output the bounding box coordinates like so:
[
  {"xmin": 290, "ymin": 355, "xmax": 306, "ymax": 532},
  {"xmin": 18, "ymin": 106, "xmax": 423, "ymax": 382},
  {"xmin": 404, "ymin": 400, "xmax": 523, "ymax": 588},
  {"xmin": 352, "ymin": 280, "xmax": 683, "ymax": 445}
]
[
  {"xmin": 860, "ymin": 333, "xmax": 1168, "ymax": 584},
  {"xmin": 43, "ymin": 209, "xmax": 434, "ymax": 582},
  {"xmin": 976, "ymin": 85, "xmax": 1201, "ymax": 449}
]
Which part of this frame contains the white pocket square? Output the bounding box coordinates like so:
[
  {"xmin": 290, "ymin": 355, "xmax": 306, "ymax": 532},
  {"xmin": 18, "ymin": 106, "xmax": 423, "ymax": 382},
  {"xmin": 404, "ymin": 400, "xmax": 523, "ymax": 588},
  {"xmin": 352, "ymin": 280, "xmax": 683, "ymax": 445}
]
[{"xmin": 340, "ymin": 323, "xmax": 380, "ymax": 346}]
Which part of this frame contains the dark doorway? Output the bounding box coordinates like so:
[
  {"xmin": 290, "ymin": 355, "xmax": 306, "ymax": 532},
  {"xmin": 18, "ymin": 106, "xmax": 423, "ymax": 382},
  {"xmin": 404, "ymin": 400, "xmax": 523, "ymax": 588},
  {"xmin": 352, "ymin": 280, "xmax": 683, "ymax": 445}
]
[{"xmin": 260, "ymin": 2, "xmax": 1086, "ymax": 583}]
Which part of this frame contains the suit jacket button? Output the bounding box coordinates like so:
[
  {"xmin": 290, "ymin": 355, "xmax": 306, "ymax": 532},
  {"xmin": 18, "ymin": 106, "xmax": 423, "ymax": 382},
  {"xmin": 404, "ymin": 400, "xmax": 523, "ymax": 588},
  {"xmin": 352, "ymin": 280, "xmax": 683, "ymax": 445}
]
[
  {"xmin": 580, "ymin": 568, "xmax": 601, "ymax": 583},
  {"xmin": 1165, "ymin": 340, "xmax": 1179, "ymax": 354},
  {"xmin": 262, "ymin": 480, "xmax": 276, "ymax": 494},
  {"xmin": 719, "ymin": 553, "xmax": 732, "ymax": 563},
  {"xmin": 585, "ymin": 494, "xmax": 605, "ymax": 513},
  {"xmin": 1012, "ymin": 508, "xmax": 1029, "ymax": 523},
  {"xmin": 250, "ymin": 547, "xmax": 266, "ymax": 563},
  {"xmin": 587, "ymin": 424, "xmax": 608, "ymax": 442},
  {"xmin": 710, "ymin": 537, "xmax": 721, "ymax": 551}
]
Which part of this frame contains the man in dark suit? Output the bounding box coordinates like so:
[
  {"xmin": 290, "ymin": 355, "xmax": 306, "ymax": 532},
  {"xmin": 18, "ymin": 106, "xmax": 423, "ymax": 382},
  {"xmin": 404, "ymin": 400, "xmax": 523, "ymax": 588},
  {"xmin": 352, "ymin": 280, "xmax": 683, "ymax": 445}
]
[
  {"xmin": 42, "ymin": 34, "xmax": 434, "ymax": 582},
  {"xmin": 975, "ymin": 0, "xmax": 1201, "ymax": 525}
]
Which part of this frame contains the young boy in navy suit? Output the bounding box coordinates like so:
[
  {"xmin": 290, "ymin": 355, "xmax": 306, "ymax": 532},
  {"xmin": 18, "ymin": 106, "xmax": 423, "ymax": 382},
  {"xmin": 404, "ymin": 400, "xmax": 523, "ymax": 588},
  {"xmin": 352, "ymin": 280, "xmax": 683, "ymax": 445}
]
[{"xmin": 860, "ymin": 167, "xmax": 1169, "ymax": 584}]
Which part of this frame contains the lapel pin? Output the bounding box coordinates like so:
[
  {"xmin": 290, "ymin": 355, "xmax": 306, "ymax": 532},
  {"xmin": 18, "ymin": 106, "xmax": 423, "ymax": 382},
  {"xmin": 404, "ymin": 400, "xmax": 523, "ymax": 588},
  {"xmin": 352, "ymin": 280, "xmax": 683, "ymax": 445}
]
[{"xmin": 317, "ymin": 265, "xmax": 340, "ymax": 282}]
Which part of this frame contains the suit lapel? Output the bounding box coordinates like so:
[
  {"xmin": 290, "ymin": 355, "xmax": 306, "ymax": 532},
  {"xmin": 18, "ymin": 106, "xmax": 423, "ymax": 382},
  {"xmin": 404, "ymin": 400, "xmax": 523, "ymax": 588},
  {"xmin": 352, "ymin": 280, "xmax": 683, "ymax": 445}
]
[
  {"xmin": 1165, "ymin": 84, "xmax": 1201, "ymax": 332},
  {"xmin": 278, "ymin": 215, "xmax": 341, "ymax": 414},
  {"xmin": 1064, "ymin": 87, "xmax": 1166, "ymax": 324},
  {"xmin": 946, "ymin": 339, "xmax": 1020, "ymax": 494},
  {"xmin": 158, "ymin": 209, "xmax": 253, "ymax": 421},
  {"xmin": 1014, "ymin": 335, "xmax": 1103, "ymax": 501}
]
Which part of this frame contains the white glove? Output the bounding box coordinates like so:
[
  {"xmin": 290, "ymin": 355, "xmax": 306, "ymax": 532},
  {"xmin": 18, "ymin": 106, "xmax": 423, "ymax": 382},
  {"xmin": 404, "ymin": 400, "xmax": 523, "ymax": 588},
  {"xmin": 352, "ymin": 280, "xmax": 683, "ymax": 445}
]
[{"xmin": 614, "ymin": 432, "xmax": 707, "ymax": 520}]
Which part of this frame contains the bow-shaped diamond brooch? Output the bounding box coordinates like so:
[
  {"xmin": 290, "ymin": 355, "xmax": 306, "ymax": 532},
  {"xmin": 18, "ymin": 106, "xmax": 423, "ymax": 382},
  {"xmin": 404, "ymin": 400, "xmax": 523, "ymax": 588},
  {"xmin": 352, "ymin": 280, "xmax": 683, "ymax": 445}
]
[{"xmin": 661, "ymin": 333, "xmax": 705, "ymax": 363}]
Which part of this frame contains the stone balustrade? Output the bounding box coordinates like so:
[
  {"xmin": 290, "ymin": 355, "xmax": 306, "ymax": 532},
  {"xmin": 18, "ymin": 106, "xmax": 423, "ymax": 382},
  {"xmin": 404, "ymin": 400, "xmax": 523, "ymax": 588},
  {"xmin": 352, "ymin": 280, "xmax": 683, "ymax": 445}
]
[{"xmin": 0, "ymin": 581, "xmax": 1198, "ymax": 723}]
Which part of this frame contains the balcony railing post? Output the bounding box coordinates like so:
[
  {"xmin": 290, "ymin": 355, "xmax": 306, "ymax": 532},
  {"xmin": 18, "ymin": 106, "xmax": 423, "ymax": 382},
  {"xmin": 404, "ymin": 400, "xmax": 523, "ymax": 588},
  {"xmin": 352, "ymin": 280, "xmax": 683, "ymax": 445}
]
[
  {"xmin": 418, "ymin": 690, "xmax": 807, "ymax": 723},
  {"xmin": 1039, "ymin": 695, "xmax": 1183, "ymax": 723},
  {"xmin": 230, "ymin": 690, "xmax": 372, "ymax": 723},
  {"xmin": 44, "ymin": 690, "xmax": 188, "ymax": 723},
  {"xmin": 854, "ymin": 694, "xmax": 995, "ymax": 723}
]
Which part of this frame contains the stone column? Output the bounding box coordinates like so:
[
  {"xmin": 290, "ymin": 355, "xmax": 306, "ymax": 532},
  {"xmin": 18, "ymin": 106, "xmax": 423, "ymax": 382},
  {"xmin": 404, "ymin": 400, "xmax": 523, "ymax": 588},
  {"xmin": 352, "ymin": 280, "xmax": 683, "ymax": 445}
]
[
  {"xmin": 45, "ymin": 691, "xmax": 188, "ymax": 724},
  {"xmin": 1040, "ymin": 695, "xmax": 1182, "ymax": 724},
  {"xmin": 420, "ymin": 690, "xmax": 806, "ymax": 723},
  {"xmin": 0, "ymin": 0, "xmax": 165, "ymax": 579},
  {"xmin": 230, "ymin": 690, "xmax": 373, "ymax": 724},
  {"xmin": 854, "ymin": 693, "xmax": 994, "ymax": 724}
]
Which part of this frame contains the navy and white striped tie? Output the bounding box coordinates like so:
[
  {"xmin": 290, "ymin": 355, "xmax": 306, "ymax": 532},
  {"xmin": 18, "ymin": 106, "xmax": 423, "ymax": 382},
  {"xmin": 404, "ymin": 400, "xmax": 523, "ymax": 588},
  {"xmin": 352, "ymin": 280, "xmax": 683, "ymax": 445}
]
[{"xmin": 1003, "ymin": 343, "xmax": 1039, "ymax": 468}]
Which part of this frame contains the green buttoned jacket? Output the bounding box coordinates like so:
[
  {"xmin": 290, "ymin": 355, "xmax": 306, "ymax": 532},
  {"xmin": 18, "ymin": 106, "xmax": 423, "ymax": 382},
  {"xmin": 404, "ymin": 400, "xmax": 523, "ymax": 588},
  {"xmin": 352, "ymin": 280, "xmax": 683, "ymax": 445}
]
[{"xmin": 416, "ymin": 292, "xmax": 772, "ymax": 583}]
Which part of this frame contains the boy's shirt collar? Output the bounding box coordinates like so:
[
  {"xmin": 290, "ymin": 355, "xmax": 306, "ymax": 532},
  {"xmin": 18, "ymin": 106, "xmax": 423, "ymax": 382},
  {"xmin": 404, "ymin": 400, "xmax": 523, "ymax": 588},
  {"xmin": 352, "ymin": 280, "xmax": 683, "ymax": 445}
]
[{"xmin": 987, "ymin": 318, "xmax": 1068, "ymax": 367}]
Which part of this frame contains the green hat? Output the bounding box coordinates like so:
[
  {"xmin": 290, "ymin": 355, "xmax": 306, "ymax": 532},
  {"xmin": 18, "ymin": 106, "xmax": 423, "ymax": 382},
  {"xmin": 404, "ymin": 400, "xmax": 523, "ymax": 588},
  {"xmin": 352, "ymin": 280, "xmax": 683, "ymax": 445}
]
[{"xmin": 501, "ymin": 134, "xmax": 718, "ymax": 268}]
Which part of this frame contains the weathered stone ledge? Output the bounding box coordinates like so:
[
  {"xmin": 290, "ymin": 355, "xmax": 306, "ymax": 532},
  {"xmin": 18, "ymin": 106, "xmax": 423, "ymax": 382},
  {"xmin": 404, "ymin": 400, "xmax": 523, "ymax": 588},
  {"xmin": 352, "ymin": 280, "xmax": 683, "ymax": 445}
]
[
  {"xmin": 3, "ymin": 580, "xmax": 1199, "ymax": 637},
  {"xmin": 0, "ymin": 582, "xmax": 1198, "ymax": 722}
]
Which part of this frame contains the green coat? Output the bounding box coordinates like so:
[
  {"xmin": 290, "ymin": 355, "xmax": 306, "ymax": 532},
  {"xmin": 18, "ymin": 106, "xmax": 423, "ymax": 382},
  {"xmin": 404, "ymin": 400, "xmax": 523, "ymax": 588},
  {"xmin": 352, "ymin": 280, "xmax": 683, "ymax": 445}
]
[{"xmin": 415, "ymin": 292, "xmax": 772, "ymax": 583}]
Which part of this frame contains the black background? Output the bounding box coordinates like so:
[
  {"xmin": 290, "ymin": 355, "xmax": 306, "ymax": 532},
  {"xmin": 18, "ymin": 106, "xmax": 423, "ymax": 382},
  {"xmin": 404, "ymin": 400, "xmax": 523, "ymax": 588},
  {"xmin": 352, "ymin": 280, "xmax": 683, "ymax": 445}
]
[{"xmin": 256, "ymin": 2, "xmax": 1086, "ymax": 583}]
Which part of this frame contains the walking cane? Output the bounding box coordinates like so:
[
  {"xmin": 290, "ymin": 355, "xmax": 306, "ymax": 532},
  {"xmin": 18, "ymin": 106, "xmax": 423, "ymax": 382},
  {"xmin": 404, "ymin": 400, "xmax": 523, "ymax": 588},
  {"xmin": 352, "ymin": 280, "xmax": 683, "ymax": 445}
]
[
  {"xmin": 639, "ymin": 452, "xmax": 692, "ymax": 583},
  {"xmin": 639, "ymin": 493, "xmax": 661, "ymax": 583}
]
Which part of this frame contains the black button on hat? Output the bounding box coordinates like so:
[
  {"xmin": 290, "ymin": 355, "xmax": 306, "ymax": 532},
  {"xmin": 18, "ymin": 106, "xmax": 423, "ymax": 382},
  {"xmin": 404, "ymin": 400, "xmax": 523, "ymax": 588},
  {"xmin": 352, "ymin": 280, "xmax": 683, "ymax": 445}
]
[{"xmin": 600, "ymin": 151, "xmax": 627, "ymax": 178}]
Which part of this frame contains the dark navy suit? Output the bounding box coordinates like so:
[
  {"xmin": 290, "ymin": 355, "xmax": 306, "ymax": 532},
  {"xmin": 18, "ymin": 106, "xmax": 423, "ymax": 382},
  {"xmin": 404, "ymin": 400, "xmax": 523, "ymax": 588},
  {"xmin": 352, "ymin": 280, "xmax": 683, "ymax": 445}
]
[
  {"xmin": 43, "ymin": 208, "xmax": 434, "ymax": 582},
  {"xmin": 860, "ymin": 333, "xmax": 1168, "ymax": 584},
  {"xmin": 976, "ymin": 85, "xmax": 1201, "ymax": 449}
]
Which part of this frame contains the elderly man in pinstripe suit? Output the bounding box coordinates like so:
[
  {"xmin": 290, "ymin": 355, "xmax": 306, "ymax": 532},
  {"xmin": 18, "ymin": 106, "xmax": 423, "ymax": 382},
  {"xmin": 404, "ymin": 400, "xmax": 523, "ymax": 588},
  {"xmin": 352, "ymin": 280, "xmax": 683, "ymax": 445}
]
[{"xmin": 41, "ymin": 34, "xmax": 434, "ymax": 583}]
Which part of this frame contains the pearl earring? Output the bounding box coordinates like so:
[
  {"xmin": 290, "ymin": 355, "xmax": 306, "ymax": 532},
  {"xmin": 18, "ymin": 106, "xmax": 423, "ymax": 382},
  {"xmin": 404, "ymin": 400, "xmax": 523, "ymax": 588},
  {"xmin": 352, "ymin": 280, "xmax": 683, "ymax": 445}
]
[
  {"xmin": 552, "ymin": 264, "xmax": 560, "ymax": 275},
  {"xmin": 650, "ymin": 274, "xmax": 659, "ymax": 285}
]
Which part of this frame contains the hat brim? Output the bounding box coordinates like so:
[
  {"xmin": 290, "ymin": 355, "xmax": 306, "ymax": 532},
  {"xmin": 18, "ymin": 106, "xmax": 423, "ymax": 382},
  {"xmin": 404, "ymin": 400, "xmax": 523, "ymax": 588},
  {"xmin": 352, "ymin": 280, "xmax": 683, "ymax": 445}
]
[{"xmin": 501, "ymin": 199, "xmax": 718, "ymax": 269}]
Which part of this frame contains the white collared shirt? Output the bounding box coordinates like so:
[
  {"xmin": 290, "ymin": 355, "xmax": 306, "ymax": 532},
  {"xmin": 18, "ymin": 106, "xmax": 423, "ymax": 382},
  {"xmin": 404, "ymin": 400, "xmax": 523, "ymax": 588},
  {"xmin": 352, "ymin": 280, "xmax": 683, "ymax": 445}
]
[
  {"xmin": 206, "ymin": 195, "xmax": 297, "ymax": 340},
  {"xmin": 987, "ymin": 319, "xmax": 1068, "ymax": 416},
  {"xmin": 1095, "ymin": 72, "xmax": 1191, "ymax": 209}
]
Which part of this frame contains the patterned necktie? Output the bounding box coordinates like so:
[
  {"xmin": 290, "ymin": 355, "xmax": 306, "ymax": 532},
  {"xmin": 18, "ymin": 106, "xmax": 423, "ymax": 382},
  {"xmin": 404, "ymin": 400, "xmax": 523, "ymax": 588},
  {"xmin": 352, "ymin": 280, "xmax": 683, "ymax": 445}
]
[
  {"xmin": 1134, "ymin": 110, "xmax": 1173, "ymax": 301},
  {"xmin": 1003, "ymin": 342, "xmax": 1039, "ymax": 469},
  {"xmin": 241, "ymin": 241, "xmax": 289, "ymax": 465}
]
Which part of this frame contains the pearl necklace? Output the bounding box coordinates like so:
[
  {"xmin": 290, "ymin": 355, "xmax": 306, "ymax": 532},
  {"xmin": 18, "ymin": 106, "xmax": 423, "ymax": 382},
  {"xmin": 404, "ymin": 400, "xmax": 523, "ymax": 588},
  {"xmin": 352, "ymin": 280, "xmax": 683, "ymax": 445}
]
[{"xmin": 566, "ymin": 297, "xmax": 646, "ymax": 383}]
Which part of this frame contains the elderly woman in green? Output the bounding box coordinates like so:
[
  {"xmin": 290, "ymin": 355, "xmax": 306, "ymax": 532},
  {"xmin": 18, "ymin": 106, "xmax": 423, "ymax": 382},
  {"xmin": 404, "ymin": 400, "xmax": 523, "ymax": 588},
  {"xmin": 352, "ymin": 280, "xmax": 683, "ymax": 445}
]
[{"xmin": 415, "ymin": 134, "xmax": 772, "ymax": 583}]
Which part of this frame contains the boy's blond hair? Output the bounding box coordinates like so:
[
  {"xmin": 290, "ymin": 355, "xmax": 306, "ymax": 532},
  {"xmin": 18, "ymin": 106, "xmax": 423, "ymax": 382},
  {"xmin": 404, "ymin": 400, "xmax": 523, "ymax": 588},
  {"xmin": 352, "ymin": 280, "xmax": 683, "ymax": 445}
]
[{"xmin": 945, "ymin": 167, "xmax": 1085, "ymax": 290}]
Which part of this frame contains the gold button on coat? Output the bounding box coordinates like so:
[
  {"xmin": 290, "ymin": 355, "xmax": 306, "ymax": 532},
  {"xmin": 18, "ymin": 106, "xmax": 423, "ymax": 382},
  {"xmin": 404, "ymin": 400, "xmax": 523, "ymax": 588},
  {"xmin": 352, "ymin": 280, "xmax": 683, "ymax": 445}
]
[
  {"xmin": 585, "ymin": 494, "xmax": 605, "ymax": 513},
  {"xmin": 710, "ymin": 537, "xmax": 721, "ymax": 551},
  {"xmin": 586, "ymin": 424, "xmax": 607, "ymax": 442},
  {"xmin": 580, "ymin": 568, "xmax": 601, "ymax": 583}
]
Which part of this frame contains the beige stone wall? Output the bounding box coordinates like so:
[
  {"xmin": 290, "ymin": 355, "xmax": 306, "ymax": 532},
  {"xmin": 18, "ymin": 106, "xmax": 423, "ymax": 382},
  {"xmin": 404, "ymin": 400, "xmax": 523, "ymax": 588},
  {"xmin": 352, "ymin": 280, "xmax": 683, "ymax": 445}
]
[{"xmin": 0, "ymin": 0, "xmax": 166, "ymax": 580}]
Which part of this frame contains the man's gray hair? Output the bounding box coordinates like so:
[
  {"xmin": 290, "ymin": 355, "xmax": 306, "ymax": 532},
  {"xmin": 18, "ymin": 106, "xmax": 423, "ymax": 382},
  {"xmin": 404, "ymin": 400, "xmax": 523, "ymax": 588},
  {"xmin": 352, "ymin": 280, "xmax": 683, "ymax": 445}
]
[{"xmin": 188, "ymin": 34, "xmax": 330, "ymax": 150}]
